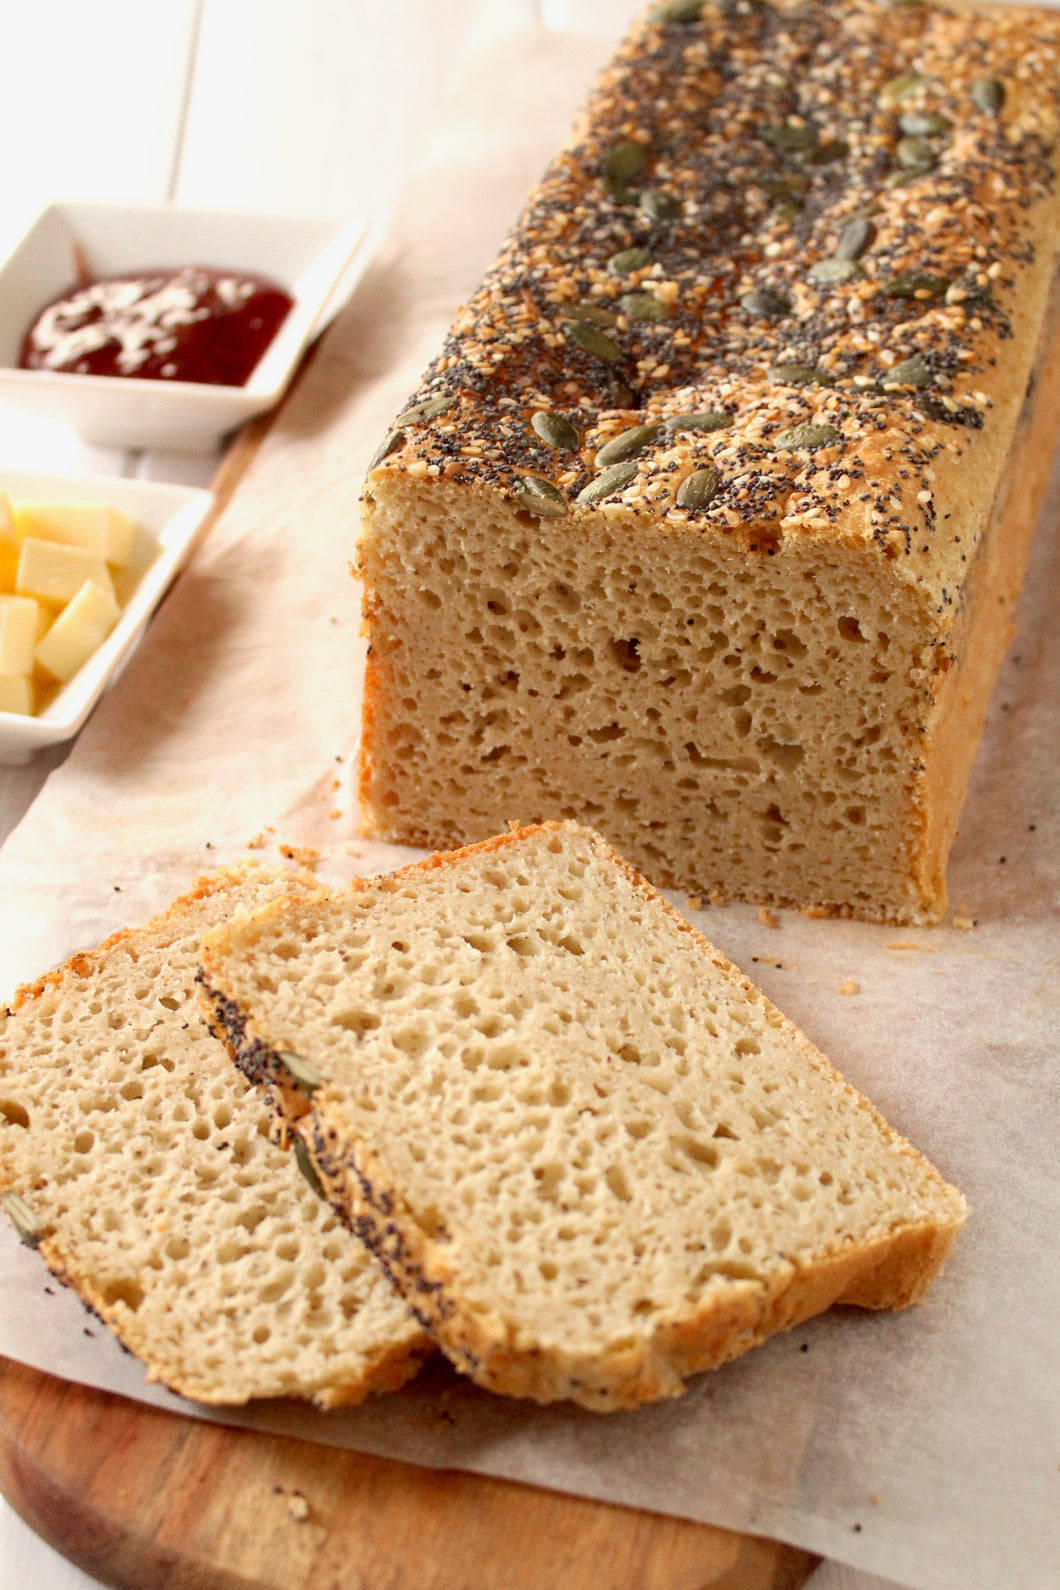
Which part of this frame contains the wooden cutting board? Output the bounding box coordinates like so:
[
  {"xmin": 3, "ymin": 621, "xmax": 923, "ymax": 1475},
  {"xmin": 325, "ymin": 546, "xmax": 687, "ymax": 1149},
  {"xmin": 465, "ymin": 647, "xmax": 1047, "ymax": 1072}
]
[{"xmin": 0, "ymin": 1358, "xmax": 817, "ymax": 1590}]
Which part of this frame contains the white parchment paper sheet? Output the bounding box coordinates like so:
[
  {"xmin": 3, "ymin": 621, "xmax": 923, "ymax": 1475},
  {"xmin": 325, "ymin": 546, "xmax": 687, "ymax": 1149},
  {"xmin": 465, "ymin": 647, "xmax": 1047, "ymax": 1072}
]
[{"xmin": 1, "ymin": 16, "xmax": 1057, "ymax": 1590}]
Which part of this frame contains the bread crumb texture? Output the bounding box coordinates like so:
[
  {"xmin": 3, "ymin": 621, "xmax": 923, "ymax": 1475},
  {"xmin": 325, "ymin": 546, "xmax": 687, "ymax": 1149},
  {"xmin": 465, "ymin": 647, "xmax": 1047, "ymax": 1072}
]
[
  {"xmin": 0, "ymin": 864, "xmax": 429, "ymax": 1407},
  {"xmin": 200, "ymin": 823, "xmax": 966, "ymax": 1412},
  {"xmin": 358, "ymin": 0, "xmax": 1060, "ymax": 924}
]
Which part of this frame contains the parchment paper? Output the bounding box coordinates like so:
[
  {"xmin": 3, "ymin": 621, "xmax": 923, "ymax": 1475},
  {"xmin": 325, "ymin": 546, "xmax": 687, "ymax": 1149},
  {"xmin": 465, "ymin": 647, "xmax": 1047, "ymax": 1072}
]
[{"xmin": 1, "ymin": 18, "xmax": 1057, "ymax": 1590}]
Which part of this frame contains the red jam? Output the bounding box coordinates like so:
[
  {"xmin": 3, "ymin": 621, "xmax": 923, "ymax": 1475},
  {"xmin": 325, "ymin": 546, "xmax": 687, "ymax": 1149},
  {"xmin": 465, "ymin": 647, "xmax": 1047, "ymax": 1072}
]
[{"xmin": 19, "ymin": 267, "xmax": 294, "ymax": 387}]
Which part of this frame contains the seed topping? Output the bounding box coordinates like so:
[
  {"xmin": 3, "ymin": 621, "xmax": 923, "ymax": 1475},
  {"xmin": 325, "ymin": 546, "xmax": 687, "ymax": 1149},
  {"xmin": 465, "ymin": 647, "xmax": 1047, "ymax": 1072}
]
[
  {"xmin": 278, "ymin": 1050, "xmax": 324, "ymax": 1092},
  {"xmin": 775, "ymin": 424, "xmax": 842, "ymax": 450},
  {"xmin": 595, "ymin": 423, "xmax": 664, "ymax": 466},
  {"xmin": 2, "ymin": 1191, "xmax": 45, "ymax": 1247},
  {"xmin": 515, "ymin": 475, "xmax": 569, "ymax": 517},
  {"xmin": 676, "ymin": 468, "xmax": 722, "ymax": 510},
  {"xmin": 368, "ymin": 0, "xmax": 1060, "ymax": 583},
  {"xmin": 577, "ymin": 462, "xmax": 639, "ymax": 504},
  {"xmin": 532, "ymin": 411, "xmax": 580, "ymax": 451}
]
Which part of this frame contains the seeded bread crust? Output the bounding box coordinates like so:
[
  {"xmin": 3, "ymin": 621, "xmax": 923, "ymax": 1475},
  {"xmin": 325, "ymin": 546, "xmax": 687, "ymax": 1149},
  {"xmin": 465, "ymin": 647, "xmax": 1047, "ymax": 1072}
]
[
  {"xmin": 199, "ymin": 823, "xmax": 966, "ymax": 1412},
  {"xmin": 357, "ymin": 0, "xmax": 1060, "ymax": 923},
  {"xmin": 0, "ymin": 864, "xmax": 431, "ymax": 1408}
]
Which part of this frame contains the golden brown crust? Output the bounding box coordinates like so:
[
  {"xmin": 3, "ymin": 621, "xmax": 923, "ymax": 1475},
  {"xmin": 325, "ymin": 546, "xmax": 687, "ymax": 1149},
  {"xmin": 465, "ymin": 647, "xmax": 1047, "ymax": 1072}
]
[{"xmin": 912, "ymin": 265, "xmax": 1060, "ymax": 902}]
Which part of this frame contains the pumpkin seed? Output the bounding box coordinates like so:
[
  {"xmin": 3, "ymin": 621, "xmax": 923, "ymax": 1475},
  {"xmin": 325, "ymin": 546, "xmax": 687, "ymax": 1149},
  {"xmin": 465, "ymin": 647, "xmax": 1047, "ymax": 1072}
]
[
  {"xmin": 770, "ymin": 364, "xmax": 836, "ymax": 387},
  {"xmin": 1, "ymin": 1191, "xmax": 44, "ymax": 1248},
  {"xmin": 740, "ymin": 287, "xmax": 791, "ymax": 320},
  {"xmin": 293, "ymin": 1135, "xmax": 326, "ymax": 1201},
  {"xmin": 775, "ymin": 423, "xmax": 841, "ymax": 450},
  {"xmin": 649, "ymin": 0, "xmax": 704, "ymax": 18},
  {"xmin": 368, "ymin": 429, "xmax": 405, "ymax": 470},
  {"xmin": 514, "ymin": 475, "xmax": 569, "ymax": 518},
  {"xmin": 619, "ymin": 291, "xmax": 670, "ymax": 322},
  {"xmin": 608, "ymin": 247, "xmax": 654, "ymax": 276},
  {"xmin": 532, "ymin": 410, "xmax": 580, "ymax": 451},
  {"xmin": 395, "ymin": 395, "xmax": 456, "ymax": 426},
  {"xmin": 562, "ymin": 301, "xmax": 618, "ymax": 328},
  {"xmin": 676, "ymin": 468, "xmax": 722, "ymax": 510},
  {"xmin": 805, "ymin": 139, "xmax": 849, "ymax": 165},
  {"xmin": 664, "ymin": 410, "xmax": 733, "ymax": 433},
  {"xmin": 878, "ymin": 72, "xmax": 929, "ymax": 109},
  {"xmin": 595, "ymin": 422, "xmax": 664, "ymax": 467},
  {"xmin": 879, "ymin": 273, "xmax": 949, "ymax": 300},
  {"xmin": 605, "ymin": 140, "xmax": 650, "ymax": 184},
  {"xmin": 598, "ymin": 174, "xmax": 634, "ymax": 204},
  {"xmin": 758, "ymin": 171, "xmax": 810, "ymax": 198},
  {"xmin": 576, "ymin": 462, "xmax": 639, "ymax": 505},
  {"xmin": 881, "ymin": 355, "xmax": 933, "ymax": 388},
  {"xmin": 896, "ymin": 135, "xmax": 937, "ymax": 170},
  {"xmin": 836, "ymin": 217, "xmax": 877, "ymax": 261},
  {"xmin": 808, "ymin": 258, "xmax": 860, "ymax": 285},
  {"xmin": 897, "ymin": 110, "xmax": 951, "ymax": 136},
  {"xmin": 279, "ymin": 1051, "xmax": 323, "ymax": 1091},
  {"xmin": 761, "ymin": 122, "xmax": 819, "ymax": 154},
  {"xmin": 639, "ymin": 189, "xmax": 682, "ymax": 223},
  {"xmin": 566, "ymin": 320, "xmax": 623, "ymax": 362},
  {"xmin": 972, "ymin": 76, "xmax": 1006, "ymax": 114}
]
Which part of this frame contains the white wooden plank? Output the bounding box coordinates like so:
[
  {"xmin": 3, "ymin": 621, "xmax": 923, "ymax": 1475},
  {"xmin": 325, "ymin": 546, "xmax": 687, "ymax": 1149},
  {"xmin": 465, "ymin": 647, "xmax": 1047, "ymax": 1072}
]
[
  {"xmin": 175, "ymin": 0, "xmax": 477, "ymax": 226},
  {"xmin": 0, "ymin": 1, "xmax": 202, "ymax": 264}
]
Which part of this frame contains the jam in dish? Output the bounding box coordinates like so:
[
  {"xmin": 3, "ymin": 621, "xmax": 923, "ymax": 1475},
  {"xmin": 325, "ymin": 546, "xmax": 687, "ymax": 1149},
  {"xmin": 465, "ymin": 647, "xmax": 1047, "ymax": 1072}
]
[{"xmin": 19, "ymin": 267, "xmax": 294, "ymax": 386}]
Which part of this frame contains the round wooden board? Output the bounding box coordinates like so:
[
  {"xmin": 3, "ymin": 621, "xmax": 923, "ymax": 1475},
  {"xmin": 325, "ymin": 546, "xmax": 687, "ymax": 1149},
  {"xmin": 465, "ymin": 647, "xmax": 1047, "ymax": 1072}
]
[{"xmin": 0, "ymin": 1358, "xmax": 818, "ymax": 1590}]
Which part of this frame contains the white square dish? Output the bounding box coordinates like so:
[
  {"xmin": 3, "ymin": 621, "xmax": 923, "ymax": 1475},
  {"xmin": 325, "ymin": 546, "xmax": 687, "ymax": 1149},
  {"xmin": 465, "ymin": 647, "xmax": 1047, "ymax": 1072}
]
[
  {"xmin": 0, "ymin": 203, "xmax": 370, "ymax": 450},
  {"xmin": 0, "ymin": 468, "xmax": 213, "ymax": 764}
]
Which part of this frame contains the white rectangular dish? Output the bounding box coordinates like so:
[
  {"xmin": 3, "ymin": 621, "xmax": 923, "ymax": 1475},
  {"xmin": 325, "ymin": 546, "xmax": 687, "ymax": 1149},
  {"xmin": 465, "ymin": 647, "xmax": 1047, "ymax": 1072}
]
[
  {"xmin": 0, "ymin": 468, "xmax": 213, "ymax": 764},
  {"xmin": 0, "ymin": 203, "xmax": 369, "ymax": 450}
]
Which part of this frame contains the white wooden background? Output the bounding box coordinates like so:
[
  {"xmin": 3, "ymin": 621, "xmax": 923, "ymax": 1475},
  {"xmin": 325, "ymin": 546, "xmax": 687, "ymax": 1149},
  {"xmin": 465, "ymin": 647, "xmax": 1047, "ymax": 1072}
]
[{"xmin": 0, "ymin": 3, "xmax": 901, "ymax": 1585}]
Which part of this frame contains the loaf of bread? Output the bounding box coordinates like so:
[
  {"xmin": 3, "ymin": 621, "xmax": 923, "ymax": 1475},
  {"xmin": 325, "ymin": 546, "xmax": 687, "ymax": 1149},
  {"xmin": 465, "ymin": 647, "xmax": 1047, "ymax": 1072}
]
[
  {"xmin": 199, "ymin": 822, "xmax": 966, "ymax": 1412},
  {"xmin": 357, "ymin": 0, "xmax": 1060, "ymax": 924},
  {"xmin": 0, "ymin": 864, "xmax": 430, "ymax": 1407}
]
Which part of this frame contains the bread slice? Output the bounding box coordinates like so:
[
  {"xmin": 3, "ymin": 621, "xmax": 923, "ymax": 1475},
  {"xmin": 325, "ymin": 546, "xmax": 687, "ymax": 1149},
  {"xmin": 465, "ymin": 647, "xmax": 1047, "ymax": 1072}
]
[
  {"xmin": 0, "ymin": 864, "xmax": 430, "ymax": 1408},
  {"xmin": 198, "ymin": 823, "xmax": 966, "ymax": 1412}
]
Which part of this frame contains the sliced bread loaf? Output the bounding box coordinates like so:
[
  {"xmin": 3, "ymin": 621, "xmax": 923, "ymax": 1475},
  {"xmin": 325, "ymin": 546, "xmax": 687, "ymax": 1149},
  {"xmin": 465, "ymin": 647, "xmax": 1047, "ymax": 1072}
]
[
  {"xmin": 198, "ymin": 823, "xmax": 966, "ymax": 1412},
  {"xmin": 0, "ymin": 863, "xmax": 430, "ymax": 1407}
]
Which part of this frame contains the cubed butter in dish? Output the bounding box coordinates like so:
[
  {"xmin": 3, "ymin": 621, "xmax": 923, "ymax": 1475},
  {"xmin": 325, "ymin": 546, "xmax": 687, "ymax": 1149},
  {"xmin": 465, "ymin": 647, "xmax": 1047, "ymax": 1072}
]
[
  {"xmin": 16, "ymin": 539, "xmax": 114, "ymax": 605},
  {"xmin": 0, "ymin": 595, "xmax": 42, "ymax": 676},
  {"xmin": 13, "ymin": 502, "xmax": 136, "ymax": 567},
  {"xmin": 0, "ymin": 674, "xmax": 34, "ymax": 716},
  {"xmin": 34, "ymin": 579, "xmax": 119, "ymax": 683}
]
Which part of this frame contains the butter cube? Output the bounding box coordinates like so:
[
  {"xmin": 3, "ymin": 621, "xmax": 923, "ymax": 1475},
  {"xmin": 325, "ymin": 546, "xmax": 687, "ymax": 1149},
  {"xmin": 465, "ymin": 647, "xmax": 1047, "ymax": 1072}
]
[
  {"xmin": 14, "ymin": 502, "xmax": 137, "ymax": 567},
  {"xmin": 16, "ymin": 539, "xmax": 114, "ymax": 606},
  {"xmin": 34, "ymin": 580, "xmax": 119, "ymax": 684},
  {"xmin": 0, "ymin": 595, "xmax": 42, "ymax": 676},
  {"xmin": 0, "ymin": 674, "xmax": 34, "ymax": 716}
]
